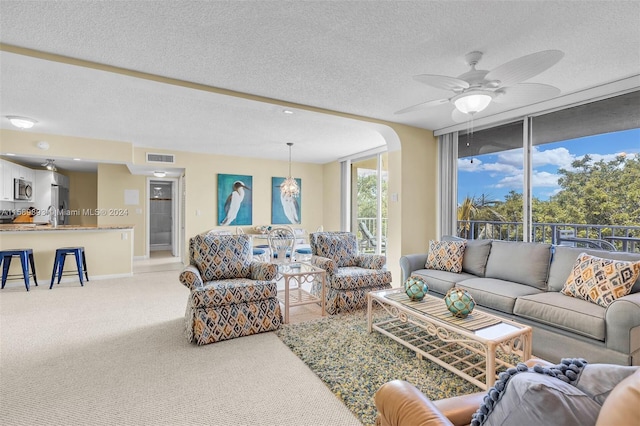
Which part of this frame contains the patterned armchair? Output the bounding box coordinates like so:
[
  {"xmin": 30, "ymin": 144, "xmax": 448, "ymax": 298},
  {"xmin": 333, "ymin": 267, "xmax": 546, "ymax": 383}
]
[
  {"xmin": 179, "ymin": 233, "xmax": 282, "ymax": 345},
  {"xmin": 309, "ymin": 231, "xmax": 392, "ymax": 314}
]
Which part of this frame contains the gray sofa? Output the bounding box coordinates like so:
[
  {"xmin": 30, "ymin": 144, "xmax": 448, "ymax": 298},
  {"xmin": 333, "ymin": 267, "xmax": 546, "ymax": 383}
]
[{"xmin": 400, "ymin": 239, "xmax": 640, "ymax": 366}]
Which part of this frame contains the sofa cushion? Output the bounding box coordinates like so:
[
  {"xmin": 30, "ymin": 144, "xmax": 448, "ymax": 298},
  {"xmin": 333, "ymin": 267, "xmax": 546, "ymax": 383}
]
[
  {"xmin": 561, "ymin": 253, "xmax": 640, "ymax": 308},
  {"xmin": 410, "ymin": 269, "xmax": 476, "ymax": 296},
  {"xmin": 314, "ymin": 233, "xmax": 359, "ymax": 267},
  {"xmin": 190, "ymin": 278, "xmax": 279, "ymax": 308},
  {"xmin": 456, "ymin": 278, "xmax": 543, "ymax": 314},
  {"xmin": 514, "ymin": 292, "xmax": 606, "ymax": 341},
  {"xmin": 484, "ymin": 241, "xmax": 551, "ymax": 289},
  {"xmin": 462, "ymin": 239, "xmax": 492, "ymax": 277},
  {"xmin": 548, "ymin": 246, "xmax": 640, "ymax": 293},
  {"xmin": 330, "ymin": 267, "xmax": 392, "ymax": 290},
  {"xmin": 426, "ymin": 240, "xmax": 466, "ymax": 273}
]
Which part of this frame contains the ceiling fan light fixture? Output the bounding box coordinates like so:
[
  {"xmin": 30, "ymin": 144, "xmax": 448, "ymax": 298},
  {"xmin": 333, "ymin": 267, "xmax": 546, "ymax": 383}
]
[
  {"xmin": 7, "ymin": 115, "xmax": 37, "ymax": 129},
  {"xmin": 453, "ymin": 91, "xmax": 493, "ymax": 115}
]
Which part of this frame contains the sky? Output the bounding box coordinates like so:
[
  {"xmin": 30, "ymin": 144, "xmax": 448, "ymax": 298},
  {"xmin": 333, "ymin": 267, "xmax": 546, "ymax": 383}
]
[{"xmin": 457, "ymin": 128, "xmax": 640, "ymax": 204}]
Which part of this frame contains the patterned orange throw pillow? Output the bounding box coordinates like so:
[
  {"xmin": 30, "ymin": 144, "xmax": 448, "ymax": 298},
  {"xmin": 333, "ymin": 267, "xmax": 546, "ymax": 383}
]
[
  {"xmin": 561, "ymin": 253, "xmax": 640, "ymax": 307},
  {"xmin": 425, "ymin": 240, "xmax": 467, "ymax": 273}
]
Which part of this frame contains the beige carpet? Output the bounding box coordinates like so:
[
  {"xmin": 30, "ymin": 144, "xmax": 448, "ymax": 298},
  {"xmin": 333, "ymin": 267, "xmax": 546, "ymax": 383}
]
[{"xmin": 0, "ymin": 271, "xmax": 361, "ymax": 426}]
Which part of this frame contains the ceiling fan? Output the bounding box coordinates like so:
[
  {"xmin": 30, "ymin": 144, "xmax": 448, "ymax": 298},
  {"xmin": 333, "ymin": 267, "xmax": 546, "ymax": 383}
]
[{"xmin": 395, "ymin": 50, "xmax": 564, "ymax": 121}]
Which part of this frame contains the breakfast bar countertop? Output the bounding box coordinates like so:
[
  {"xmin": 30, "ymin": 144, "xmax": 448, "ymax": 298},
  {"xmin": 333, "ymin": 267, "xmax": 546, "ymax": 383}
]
[{"xmin": 0, "ymin": 224, "xmax": 135, "ymax": 232}]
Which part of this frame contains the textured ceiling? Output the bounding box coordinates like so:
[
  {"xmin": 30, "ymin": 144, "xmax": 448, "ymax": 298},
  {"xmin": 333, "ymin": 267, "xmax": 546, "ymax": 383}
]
[{"xmin": 1, "ymin": 1, "xmax": 639, "ymax": 170}]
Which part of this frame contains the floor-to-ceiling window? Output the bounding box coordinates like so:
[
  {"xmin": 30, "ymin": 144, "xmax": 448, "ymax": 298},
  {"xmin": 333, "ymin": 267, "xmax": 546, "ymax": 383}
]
[
  {"xmin": 455, "ymin": 90, "xmax": 640, "ymax": 251},
  {"xmin": 350, "ymin": 153, "xmax": 388, "ymax": 255}
]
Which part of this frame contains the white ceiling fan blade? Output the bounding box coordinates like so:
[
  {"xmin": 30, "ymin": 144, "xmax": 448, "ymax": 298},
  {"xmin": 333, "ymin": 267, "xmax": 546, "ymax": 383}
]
[
  {"xmin": 413, "ymin": 74, "xmax": 470, "ymax": 91},
  {"xmin": 485, "ymin": 50, "xmax": 564, "ymax": 87},
  {"xmin": 493, "ymin": 83, "xmax": 561, "ymax": 104},
  {"xmin": 394, "ymin": 98, "xmax": 449, "ymax": 114}
]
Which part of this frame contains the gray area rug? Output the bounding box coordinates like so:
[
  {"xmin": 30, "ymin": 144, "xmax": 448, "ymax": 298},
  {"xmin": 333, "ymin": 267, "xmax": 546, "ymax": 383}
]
[{"xmin": 276, "ymin": 309, "xmax": 481, "ymax": 426}]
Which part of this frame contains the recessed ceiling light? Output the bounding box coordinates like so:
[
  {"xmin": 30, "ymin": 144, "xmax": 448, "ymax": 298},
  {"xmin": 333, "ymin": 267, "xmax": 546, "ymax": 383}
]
[
  {"xmin": 153, "ymin": 171, "xmax": 166, "ymax": 178},
  {"xmin": 7, "ymin": 115, "xmax": 37, "ymax": 129},
  {"xmin": 282, "ymin": 109, "xmax": 294, "ymax": 115},
  {"xmin": 73, "ymin": 158, "xmax": 81, "ymax": 161}
]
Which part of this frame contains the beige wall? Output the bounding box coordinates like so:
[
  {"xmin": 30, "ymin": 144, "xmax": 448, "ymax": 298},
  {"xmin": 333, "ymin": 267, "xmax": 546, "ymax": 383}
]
[
  {"xmin": 67, "ymin": 171, "xmax": 98, "ymax": 226},
  {"xmin": 97, "ymin": 164, "xmax": 147, "ymax": 257},
  {"xmin": 0, "ymin": 129, "xmax": 132, "ymax": 164},
  {"xmin": 175, "ymin": 150, "xmax": 325, "ymax": 260},
  {"xmin": 1, "ymin": 114, "xmax": 438, "ymax": 279}
]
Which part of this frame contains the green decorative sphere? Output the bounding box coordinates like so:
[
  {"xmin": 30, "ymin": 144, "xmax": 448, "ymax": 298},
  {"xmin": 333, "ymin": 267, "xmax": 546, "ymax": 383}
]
[
  {"xmin": 404, "ymin": 276, "xmax": 429, "ymax": 301},
  {"xmin": 444, "ymin": 288, "xmax": 476, "ymax": 318}
]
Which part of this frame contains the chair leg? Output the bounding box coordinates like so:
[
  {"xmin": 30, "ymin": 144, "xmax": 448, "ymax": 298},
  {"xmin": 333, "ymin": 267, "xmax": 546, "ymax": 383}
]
[
  {"xmin": 74, "ymin": 250, "xmax": 84, "ymax": 286},
  {"xmin": 50, "ymin": 253, "xmax": 60, "ymax": 289},
  {"xmin": 2, "ymin": 256, "xmax": 12, "ymax": 289},
  {"xmin": 57, "ymin": 254, "xmax": 67, "ymax": 284},
  {"xmin": 19, "ymin": 251, "xmax": 30, "ymax": 291},
  {"xmin": 82, "ymin": 251, "xmax": 89, "ymax": 281},
  {"xmin": 28, "ymin": 252, "xmax": 38, "ymax": 287}
]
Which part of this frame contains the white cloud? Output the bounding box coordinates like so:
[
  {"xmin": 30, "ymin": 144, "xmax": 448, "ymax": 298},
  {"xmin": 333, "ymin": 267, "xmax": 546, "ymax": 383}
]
[
  {"xmin": 532, "ymin": 171, "xmax": 561, "ymax": 187},
  {"xmin": 496, "ymin": 149, "xmax": 523, "ymax": 167},
  {"xmin": 494, "ymin": 172, "xmax": 524, "ymax": 189},
  {"xmin": 532, "ymin": 147, "xmax": 575, "ymax": 168},
  {"xmin": 457, "ymin": 158, "xmax": 483, "ymax": 171},
  {"xmin": 483, "ymin": 162, "xmax": 520, "ymax": 174},
  {"xmin": 460, "ymin": 143, "xmax": 630, "ymax": 198}
]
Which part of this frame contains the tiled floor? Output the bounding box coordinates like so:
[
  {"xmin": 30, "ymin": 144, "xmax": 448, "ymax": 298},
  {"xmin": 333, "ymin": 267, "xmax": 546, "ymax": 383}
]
[{"xmin": 133, "ymin": 251, "xmax": 324, "ymax": 324}]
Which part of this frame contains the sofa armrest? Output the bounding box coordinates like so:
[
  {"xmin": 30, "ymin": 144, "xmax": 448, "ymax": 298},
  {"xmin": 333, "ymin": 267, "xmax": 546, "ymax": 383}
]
[
  {"xmin": 606, "ymin": 292, "xmax": 640, "ymax": 354},
  {"xmin": 179, "ymin": 265, "xmax": 203, "ymax": 290},
  {"xmin": 356, "ymin": 254, "xmax": 386, "ymax": 270},
  {"xmin": 374, "ymin": 380, "xmax": 454, "ymax": 426},
  {"xmin": 399, "ymin": 253, "xmax": 429, "ymax": 283},
  {"xmin": 250, "ymin": 261, "xmax": 277, "ymax": 281},
  {"xmin": 311, "ymin": 255, "xmax": 337, "ymax": 275}
]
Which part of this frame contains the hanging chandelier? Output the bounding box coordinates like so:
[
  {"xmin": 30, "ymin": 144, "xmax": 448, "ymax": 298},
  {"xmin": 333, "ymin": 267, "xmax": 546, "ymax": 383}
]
[{"xmin": 281, "ymin": 142, "xmax": 299, "ymax": 198}]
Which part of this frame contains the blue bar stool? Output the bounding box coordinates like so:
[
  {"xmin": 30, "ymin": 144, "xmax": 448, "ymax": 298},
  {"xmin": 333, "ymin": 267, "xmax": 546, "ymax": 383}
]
[
  {"xmin": 1, "ymin": 248, "xmax": 38, "ymax": 291},
  {"xmin": 50, "ymin": 247, "xmax": 89, "ymax": 289}
]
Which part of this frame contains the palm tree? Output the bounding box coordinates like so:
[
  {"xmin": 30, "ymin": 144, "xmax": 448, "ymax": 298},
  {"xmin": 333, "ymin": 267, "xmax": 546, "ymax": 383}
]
[
  {"xmin": 457, "ymin": 196, "xmax": 478, "ymax": 239},
  {"xmin": 457, "ymin": 194, "xmax": 505, "ymax": 239}
]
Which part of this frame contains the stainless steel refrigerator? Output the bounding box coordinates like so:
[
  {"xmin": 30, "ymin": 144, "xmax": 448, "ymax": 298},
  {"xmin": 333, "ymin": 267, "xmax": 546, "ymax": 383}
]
[{"xmin": 34, "ymin": 170, "xmax": 70, "ymax": 225}]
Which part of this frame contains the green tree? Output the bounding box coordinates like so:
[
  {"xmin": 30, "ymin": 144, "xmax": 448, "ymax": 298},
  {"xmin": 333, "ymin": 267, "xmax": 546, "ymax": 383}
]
[
  {"xmin": 551, "ymin": 154, "xmax": 640, "ymax": 226},
  {"xmin": 356, "ymin": 173, "xmax": 388, "ymax": 219}
]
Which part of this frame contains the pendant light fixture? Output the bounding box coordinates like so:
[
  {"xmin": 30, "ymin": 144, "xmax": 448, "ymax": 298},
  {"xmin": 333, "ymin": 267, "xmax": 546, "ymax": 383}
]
[
  {"xmin": 280, "ymin": 142, "xmax": 299, "ymax": 198},
  {"xmin": 42, "ymin": 159, "xmax": 57, "ymax": 171}
]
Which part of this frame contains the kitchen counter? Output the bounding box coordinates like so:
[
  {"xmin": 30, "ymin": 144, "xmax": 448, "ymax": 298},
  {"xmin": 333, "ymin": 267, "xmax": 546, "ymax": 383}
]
[
  {"xmin": 0, "ymin": 224, "xmax": 134, "ymax": 232},
  {"xmin": 0, "ymin": 225, "xmax": 134, "ymax": 286}
]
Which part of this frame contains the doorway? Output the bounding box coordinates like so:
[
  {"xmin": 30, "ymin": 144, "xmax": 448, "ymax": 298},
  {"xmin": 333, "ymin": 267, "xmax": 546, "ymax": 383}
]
[
  {"xmin": 148, "ymin": 179, "xmax": 179, "ymax": 258},
  {"xmin": 350, "ymin": 153, "xmax": 388, "ymax": 255}
]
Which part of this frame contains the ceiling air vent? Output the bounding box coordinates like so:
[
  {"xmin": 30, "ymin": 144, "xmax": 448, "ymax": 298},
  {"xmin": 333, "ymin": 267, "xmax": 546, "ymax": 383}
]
[{"xmin": 146, "ymin": 152, "xmax": 175, "ymax": 164}]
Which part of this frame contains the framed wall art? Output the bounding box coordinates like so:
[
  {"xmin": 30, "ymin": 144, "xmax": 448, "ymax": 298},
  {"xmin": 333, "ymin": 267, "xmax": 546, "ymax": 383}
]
[
  {"xmin": 271, "ymin": 176, "xmax": 301, "ymax": 224},
  {"xmin": 218, "ymin": 174, "xmax": 252, "ymax": 226}
]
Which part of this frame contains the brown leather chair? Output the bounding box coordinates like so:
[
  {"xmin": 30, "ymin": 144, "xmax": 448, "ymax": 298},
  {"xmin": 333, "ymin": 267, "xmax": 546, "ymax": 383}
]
[{"xmin": 374, "ymin": 358, "xmax": 640, "ymax": 426}]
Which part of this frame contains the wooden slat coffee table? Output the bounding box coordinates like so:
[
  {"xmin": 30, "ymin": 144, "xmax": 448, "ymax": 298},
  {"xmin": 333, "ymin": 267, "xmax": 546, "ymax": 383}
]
[{"xmin": 367, "ymin": 288, "xmax": 532, "ymax": 389}]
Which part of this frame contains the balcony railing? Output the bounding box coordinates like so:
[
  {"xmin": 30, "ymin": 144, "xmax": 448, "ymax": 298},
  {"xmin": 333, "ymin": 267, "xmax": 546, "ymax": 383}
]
[
  {"xmin": 357, "ymin": 217, "xmax": 388, "ymax": 254},
  {"xmin": 458, "ymin": 220, "xmax": 640, "ymax": 253}
]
